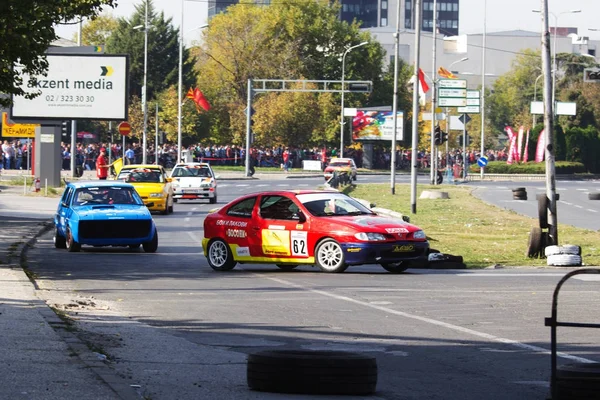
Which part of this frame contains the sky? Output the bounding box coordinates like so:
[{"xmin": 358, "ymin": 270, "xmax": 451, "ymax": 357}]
[{"xmin": 54, "ymin": 0, "xmax": 600, "ymax": 45}]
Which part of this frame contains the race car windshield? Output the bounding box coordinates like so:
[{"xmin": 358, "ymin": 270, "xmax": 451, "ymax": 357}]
[
  {"xmin": 172, "ymin": 166, "xmax": 212, "ymax": 178},
  {"xmin": 73, "ymin": 187, "xmax": 142, "ymax": 206},
  {"xmin": 297, "ymin": 193, "xmax": 373, "ymax": 217},
  {"xmin": 329, "ymin": 162, "xmax": 350, "ymax": 167}
]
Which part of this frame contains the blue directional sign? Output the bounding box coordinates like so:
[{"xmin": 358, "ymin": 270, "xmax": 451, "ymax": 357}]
[{"xmin": 477, "ymin": 155, "xmax": 489, "ymax": 168}]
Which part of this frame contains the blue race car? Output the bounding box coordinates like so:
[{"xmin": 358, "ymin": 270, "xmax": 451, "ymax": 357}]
[{"xmin": 54, "ymin": 181, "xmax": 158, "ymax": 253}]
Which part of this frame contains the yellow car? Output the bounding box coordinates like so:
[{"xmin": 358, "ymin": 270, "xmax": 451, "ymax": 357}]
[{"xmin": 115, "ymin": 162, "xmax": 174, "ymax": 215}]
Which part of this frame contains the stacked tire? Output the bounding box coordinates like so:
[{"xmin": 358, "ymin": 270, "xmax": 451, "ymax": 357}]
[
  {"xmin": 556, "ymin": 363, "xmax": 600, "ymax": 399},
  {"xmin": 545, "ymin": 245, "xmax": 582, "ymax": 266},
  {"xmin": 513, "ymin": 187, "xmax": 527, "ymax": 200}
]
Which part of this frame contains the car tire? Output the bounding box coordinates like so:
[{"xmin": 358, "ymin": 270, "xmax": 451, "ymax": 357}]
[
  {"xmin": 54, "ymin": 227, "xmax": 66, "ymax": 249},
  {"xmin": 526, "ymin": 227, "xmax": 542, "ymax": 258},
  {"xmin": 545, "ymin": 244, "xmax": 581, "ymax": 257},
  {"xmin": 210, "ymin": 196, "xmax": 217, "ymax": 204},
  {"xmin": 315, "ymin": 239, "xmax": 347, "ymax": 273},
  {"xmin": 380, "ymin": 262, "xmax": 409, "ymax": 273},
  {"xmin": 276, "ymin": 264, "xmax": 298, "ymax": 271},
  {"xmin": 247, "ymin": 350, "xmax": 377, "ymax": 395},
  {"xmin": 547, "ymin": 254, "xmax": 582, "ymax": 266},
  {"xmin": 207, "ymin": 239, "xmax": 237, "ymax": 271},
  {"xmin": 142, "ymin": 230, "xmax": 158, "ymax": 253},
  {"xmin": 65, "ymin": 227, "xmax": 81, "ymax": 253},
  {"xmin": 161, "ymin": 202, "xmax": 168, "ymax": 215},
  {"xmin": 173, "ymin": 198, "xmax": 178, "ymax": 203},
  {"xmin": 588, "ymin": 192, "xmax": 600, "ymax": 200}
]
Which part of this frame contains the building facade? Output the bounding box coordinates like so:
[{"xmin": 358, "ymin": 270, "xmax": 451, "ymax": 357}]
[{"xmin": 339, "ymin": 0, "xmax": 459, "ymax": 36}]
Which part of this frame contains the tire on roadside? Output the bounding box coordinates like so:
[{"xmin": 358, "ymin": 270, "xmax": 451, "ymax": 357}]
[
  {"xmin": 526, "ymin": 227, "xmax": 543, "ymax": 258},
  {"xmin": 545, "ymin": 245, "xmax": 582, "ymax": 257},
  {"xmin": 547, "ymin": 254, "xmax": 582, "ymax": 266},
  {"xmin": 556, "ymin": 362, "xmax": 600, "ymax": 399},
  {"xmin": 589, "ymin": 192, "xmax": 600, "ymax": 200},
  {"xmin": 247, "ymin": 349, "xmax": 377, "ymax": 395}
]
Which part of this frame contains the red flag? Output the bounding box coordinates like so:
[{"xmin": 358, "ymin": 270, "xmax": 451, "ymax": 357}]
[
  {"xmin": 523, "ymin": 130, "xmax": 530, "ymax": 162},
  {"xmin": 418, "ymin": 68, "xmax": 430, "ymax": 93},
  {"xmin": 535, "ymin": 130, "xmax": 545, "ymax": 163},
  {"xmin": 516, "ymin": 126, "xmax": 524, "ymax": 163},
  {"xmin": 186, "ymin": 87, "xmax": 211, "ymax": 112},
  {"xmin": 505, "ymin": 126, "xmax": 516, "ymax": 165}
]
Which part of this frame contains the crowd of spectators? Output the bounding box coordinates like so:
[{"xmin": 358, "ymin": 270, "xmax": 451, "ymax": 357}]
[{"xmin": 0, "ymin": 137, "xmax": 509, "ymax": 174}]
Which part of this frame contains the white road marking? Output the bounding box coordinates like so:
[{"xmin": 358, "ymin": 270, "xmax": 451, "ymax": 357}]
[
  {"xmin": 513, "ymin": 381, "xmax": 549, "ymax": 387},
  {"xmin": 184, "ymin": 217, "xmax": 190, "ymax": 222},
  {"xmin": 277, "ymin": 184, "xmax": 290, "ymax": 187},
  {"xmin": 256, "ymin": 274, "xmax": 597, "ymax": 364},
  {"xmin": 187, "ymin": 231, "xmax": 203, "ymax": 244},
  {"xmin": 562, "ymin": 201, "xmax": 573, "ymax": 206},
  {"xmin": 574, "ymin": 205, "xmax": 584, "ymax": 209},
  {"xmin": 587, "ymin": 209, "xmax": 598, "ymax": 213},
  {"xmin": 236, "ymin": 184, "xmax": 250, "ymax": 187}
]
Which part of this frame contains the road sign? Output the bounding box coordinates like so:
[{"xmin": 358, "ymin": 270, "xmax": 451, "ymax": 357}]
[
  {"xmin": 438, "ymin": 98, "xmax": 467, "ymax": 107},
  {"xmin": 439, "ymin": 88, "xmax": 467, "ymax": 98},
  {"xmin": 1, "ymin": 112, "xmax": 38, "ymax": 138},
  {"xmin": 457, "ymin": 106, "xmax": 480, "ymax": 114},
  {"xmin": 118, "ymin": 121, "xmax": 131, "ymax": 136},
  {"xmin": 467, "ymin": 90, "xmax": 480, "ymax": 98},
  {"xmin": 477, "ymin": 155, "xmax": 489, "ymax": 168},
  {"xmin": 458, "ymin": 114, "xmax": 471, "ymax": 124},
  {"xmin": 438, "ymin": 79, "xmax": 467, "ymax": 88}
]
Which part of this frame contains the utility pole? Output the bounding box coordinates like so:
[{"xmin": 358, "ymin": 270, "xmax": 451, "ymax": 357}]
[
  {"xmin": 541, "ymin": 0, "xmax": 558, "ymax": 245},
  {"xmin": 430, "ymin": 0, "xmax": 438, "ymax": 185},
  {"xmin": 410, "ymin": 0, "xmax": 422, "ymax": 214}
]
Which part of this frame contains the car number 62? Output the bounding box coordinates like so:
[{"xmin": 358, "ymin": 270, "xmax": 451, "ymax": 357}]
[{"xmin": 291, "ymin": 231, "xmax": 308, "ymax": 256}]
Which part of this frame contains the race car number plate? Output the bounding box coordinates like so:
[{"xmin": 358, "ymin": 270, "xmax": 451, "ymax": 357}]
[
  {"xmin": 392, "ymin": 245, "xmax": 414, "ymax": 252},
  {"xmin": 183, "ymin": 189, "xmax": 201, "ymax": 193}
]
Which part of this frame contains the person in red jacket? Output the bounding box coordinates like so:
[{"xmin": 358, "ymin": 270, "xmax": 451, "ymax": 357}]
[{"xmin": 96, "ymin": 148, "xmax": 109, "ymax": 180}]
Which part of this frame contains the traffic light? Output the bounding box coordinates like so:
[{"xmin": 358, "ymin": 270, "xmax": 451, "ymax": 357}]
[
  {"xmin": 434, "ymin": 126, "xmax": 442, "ymax": 145},
  {"xmin": 458, "ymin": 133, "xmax": 471, "ymax": 146},
  {"xmin": 61, "ymin": 121, "xmax": 70, "ymax": 138}
]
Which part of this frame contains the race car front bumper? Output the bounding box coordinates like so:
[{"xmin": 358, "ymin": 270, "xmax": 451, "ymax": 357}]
[{"xmin": 341, "ymin": 241, "xmax": 429, "ymax": 266}]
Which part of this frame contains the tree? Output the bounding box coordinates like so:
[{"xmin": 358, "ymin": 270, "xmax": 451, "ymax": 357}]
[
  {"xmin": 195, "ymin": 0, "xmax": 385, "ymax": 146},
  {"xmin": 106, "ymin": 0, "xmax": 195, "ymax": 102},
  {"xmin": 0, "ymin": 0, "xmax": 116, "ymax": 107},
  {"xmin": 76, "ymin": 13, "xmax": 119, "ymax": 45}
]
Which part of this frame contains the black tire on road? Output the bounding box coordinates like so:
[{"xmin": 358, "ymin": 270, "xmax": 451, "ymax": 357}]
[
  {"xmin": 538, "ymin": 194, "xmax": 548, "ymax": 229},
  {"xmin": 210, "ymin": 196, "xmax": 217, "ymax": 204},
  {"xmin": 512, "ymin": 187, "xmax": 526, "ymax": 193},
  {"xmin": 589, "ymin": 192, "xmax": 600, "ymax": 200},
  {"xmin": 142, "ymin": 230, "xmax": 158, "ymax": 253},
  {"xmin": 65, "ymin": 227, "xmax": 81, "ymax": 252},
  {"xmin": 54, "ymin": 228, "xmax": 66, "ymax": 249},
  {"xmin": 556, "ymin": 363, "xmax": 600, "ymax": 400},
  {"xmin": 207, "ymin": 239, "xmax": 236, "ymax": 271},
  {"xmin": 315, "ymin": 239, "xmax": 348, "ymax": 273},
  {"xmin": 247, "ymin": 350, "xmax": 377, "ymax": 395},
  {"xmin": 513, "ymin": 194, "xmax": 528, "ymax": 201},
  {"xmin": 527, "ymin": 227, "xmax": 542, "ymax": 258}
]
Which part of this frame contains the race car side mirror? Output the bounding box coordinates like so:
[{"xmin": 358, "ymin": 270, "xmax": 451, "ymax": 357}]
[{"xmin": 292, "ymin": 210, "xmax": 307, "ymax": 223}]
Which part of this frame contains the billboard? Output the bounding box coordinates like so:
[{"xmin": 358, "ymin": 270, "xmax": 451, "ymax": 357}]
[
  {"xmin": 11, "ymin": 54, "xmax": 129, "ymax": 121},
  {"xmin": 352, "ymin": 110, "xmax": 404, "ymax": 141}
]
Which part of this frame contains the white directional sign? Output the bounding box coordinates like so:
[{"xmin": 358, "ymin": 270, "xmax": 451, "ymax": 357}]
[
  {"xmin": 439, "ymin": 88, "xmax": 467, "ymax": 97},
  {"xmin": 467, "ymin": 90, "xmax": 480, "ymax": 98},
  {"xmin": 438, "ymin": 79, "xmax": 467, "ymax": 88},
  {"xmin": 439, "ymin": 98, "xmax": 467, "ymax": 107},
  {"xmin": 466, "ymin": 98, "xmax": 480, "ymax": 106},
  {"xmin": 457, "ymin": 106, "xmax": 481, "ymax": 113}
]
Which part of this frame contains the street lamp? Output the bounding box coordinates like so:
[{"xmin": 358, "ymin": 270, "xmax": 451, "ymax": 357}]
[
  {"xmin": 178, "ymin": 0, "xmax": 208, "ymax": 163},
  {"xmin": 339, "ymin": 41, "xmax": 368, "ymax": 158},
  {"xmin": 133, "ymin": 1, "xmax": 150, "ymax": 164},
  {"xmin": 533, "ymin": 9, "xmax": 582, "ymax": 107}
]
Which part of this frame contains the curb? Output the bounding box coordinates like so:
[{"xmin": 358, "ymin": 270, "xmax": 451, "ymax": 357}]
[{"xmin": 20, "ymin": 221, "xmax": 142, "ymax": 400}]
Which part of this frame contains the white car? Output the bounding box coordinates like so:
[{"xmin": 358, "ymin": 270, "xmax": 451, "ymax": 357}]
[{"xmin": 170, "ymin": 162, "xmax": 218, "ymax": 204}]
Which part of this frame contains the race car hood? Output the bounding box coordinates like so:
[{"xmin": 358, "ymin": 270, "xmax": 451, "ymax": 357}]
[
  {"xmin": 329, "ymin": 215, "xmax": 423, "ymax": 238},
  {"xmin": 128, "ymin": 182, "xmax": 167, "ymax": 197},
  {"xmin": 172, "ymin": 177, "xmax": 215, "ymax": 187},
  {"xmin": 73, "ymin": 206, "xmax": 150, "ymax": 220},
  {"xmin": 324, "ymin": 165, "xmax": 351, "ymax": 173}
]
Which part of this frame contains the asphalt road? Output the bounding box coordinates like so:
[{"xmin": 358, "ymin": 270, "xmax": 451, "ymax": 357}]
[{"xmin": 22, "ymin": 177, "xmax": 600, "ymax": 399}]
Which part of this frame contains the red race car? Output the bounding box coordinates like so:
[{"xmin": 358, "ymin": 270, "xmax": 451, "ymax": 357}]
[{"xmin": 202, "ymin": 190, "xmax": 429, "ymax": 273}]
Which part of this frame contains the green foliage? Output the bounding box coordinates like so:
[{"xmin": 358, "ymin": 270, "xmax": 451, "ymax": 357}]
[
  {"xmin": 469, "ymin": 160, "xmax": 586, "ymax": 174},
  {"xmin": 106, "ymin": 0, "xmax": 195, "ymax": 102},
  {"xmin": 77, "ymin": 13, "xmax": 118, "ymax": 45},
  {"xmin": 0, "ymin": 0, "xmax": 116, "ymax": 107},
  {"xmin": 564, "ymin": 126, "xmax": 600, "ymax": 172},
  {"xmin": 195, "ymin": 0, "xmax": 385, "ymax": 146}
]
